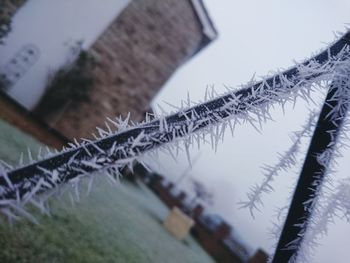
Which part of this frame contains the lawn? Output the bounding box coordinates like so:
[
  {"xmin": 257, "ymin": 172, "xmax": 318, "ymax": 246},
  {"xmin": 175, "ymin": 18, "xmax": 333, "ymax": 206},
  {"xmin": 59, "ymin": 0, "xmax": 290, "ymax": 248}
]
[{"xmin": 0, "ymin": 120, "xmax": 215, "ymax": 263}]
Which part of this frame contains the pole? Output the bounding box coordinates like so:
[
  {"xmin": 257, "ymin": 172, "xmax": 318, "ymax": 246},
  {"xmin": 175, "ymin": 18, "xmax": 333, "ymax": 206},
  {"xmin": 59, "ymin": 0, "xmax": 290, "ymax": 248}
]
[{"xmin": 272, "ymin": 74, "xmax": 350, "ymax": 262}]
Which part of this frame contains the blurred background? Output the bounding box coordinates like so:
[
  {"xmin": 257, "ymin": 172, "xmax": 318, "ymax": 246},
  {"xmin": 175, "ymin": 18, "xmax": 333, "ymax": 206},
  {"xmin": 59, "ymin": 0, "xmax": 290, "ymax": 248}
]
[{"xmin": 0, "ymin": 0, "xmax": 349, "ymax": 262}]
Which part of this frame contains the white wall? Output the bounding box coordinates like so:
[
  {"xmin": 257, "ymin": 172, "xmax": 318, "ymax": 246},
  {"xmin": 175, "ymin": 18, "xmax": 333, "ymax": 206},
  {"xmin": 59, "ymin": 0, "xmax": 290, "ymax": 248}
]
[{"xmin": 0, "ymin": 0, "xmax": 130, "ymax": 109}]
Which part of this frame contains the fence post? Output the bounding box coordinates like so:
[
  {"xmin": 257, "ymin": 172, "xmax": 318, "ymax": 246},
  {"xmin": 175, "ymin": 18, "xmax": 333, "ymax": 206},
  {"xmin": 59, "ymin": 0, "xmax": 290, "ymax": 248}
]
[{"xmin": 272, "ymin": 74, "xmax": 350, "ymax": 262}]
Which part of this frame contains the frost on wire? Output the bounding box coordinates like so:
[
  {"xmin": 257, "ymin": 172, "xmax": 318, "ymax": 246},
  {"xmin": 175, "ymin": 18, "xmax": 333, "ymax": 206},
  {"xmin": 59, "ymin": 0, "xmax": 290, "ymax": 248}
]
[{"xmin": 0, "ymin": 30, "xmax": 350, "ymax": 262}]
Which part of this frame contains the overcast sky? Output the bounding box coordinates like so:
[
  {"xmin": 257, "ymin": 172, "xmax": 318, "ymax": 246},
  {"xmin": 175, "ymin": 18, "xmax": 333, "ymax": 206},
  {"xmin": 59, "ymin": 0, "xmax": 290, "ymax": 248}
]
[{"xmin": 149, "ymin": 1, "xmax": 350, "ymax": 262}]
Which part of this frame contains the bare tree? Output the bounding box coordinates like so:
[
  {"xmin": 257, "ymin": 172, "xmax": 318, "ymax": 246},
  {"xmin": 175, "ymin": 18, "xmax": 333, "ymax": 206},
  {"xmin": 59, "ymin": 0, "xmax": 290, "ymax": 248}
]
[{"xmin": 189, "ymin": 178, "xmax": 214, "ymax": 207}]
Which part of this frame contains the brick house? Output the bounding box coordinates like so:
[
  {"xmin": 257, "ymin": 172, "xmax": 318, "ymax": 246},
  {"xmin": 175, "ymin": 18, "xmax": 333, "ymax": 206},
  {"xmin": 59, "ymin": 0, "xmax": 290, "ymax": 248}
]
[{"xmin": 37, "ymin": 0, "xmax": 217, "ymax": 140}]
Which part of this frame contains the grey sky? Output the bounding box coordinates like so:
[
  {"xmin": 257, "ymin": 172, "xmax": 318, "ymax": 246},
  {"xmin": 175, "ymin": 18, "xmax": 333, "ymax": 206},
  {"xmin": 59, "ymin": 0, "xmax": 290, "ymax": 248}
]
[{"xmin": 150, "ymin": 1, "xmax": 350, "ymax": 262}]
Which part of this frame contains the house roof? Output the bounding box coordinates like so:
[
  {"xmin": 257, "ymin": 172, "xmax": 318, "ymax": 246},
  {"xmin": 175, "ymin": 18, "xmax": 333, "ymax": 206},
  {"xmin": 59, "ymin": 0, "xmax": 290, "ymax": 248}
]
[{"xmin": 189, "ymin": 0, "xmax": 218, "ymax": 54}]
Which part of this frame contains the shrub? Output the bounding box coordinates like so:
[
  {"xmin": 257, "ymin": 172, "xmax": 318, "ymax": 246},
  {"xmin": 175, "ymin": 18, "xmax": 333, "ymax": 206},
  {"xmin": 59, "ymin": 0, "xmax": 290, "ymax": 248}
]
[
  {"xmin": 34, "ymin": 51, "xmax": 95, "ymax": 117},
  {"xmin": 0, "ymin": 0, "xmax": 27, "ymax": 44}
]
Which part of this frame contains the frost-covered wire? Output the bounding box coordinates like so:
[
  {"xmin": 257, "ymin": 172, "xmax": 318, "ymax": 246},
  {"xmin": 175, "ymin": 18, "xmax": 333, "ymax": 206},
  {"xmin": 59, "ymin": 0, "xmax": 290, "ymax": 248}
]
[
  {"xmin": 290, "ymin": 112, "xmax": 350, "ymax": 263},
  {"xmin": 239, "ymin": 112, "xmax": 318, "ymax": 217},
  {"xmin": 0, "ymin": 31, "xmax": 350, "ymax": 224},
  {"xmin": 272, "ymin": 50, "xmax": 350, "ymax": 262},
  {"xmin": 294, "ymin": 178, "xmax": 350, "ymax": 263}
]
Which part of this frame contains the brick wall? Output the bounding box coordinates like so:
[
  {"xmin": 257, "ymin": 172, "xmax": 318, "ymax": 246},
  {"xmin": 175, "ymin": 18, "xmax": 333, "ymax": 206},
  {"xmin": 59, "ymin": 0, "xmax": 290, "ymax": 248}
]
[
  {"xmin": 191, "ymin": 222, "xmax": 244, "ymax": 263},
  {"xmin": 48, "ymin": 0, "xmax": 204, "ymax": 140},
  {"xmin": 248, "ymin": 249, "xmax": 268, "ymax": 263}
]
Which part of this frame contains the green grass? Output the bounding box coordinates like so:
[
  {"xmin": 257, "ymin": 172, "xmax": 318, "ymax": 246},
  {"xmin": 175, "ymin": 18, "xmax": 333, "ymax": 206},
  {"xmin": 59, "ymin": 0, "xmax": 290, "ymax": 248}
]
[
  {"xmin": 0, "ymin": 120, "xmax": 215, "ymax": 263},
  {"xmin": 0, "ymin": 120, "xmax": 43, "ymax": 165}
]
